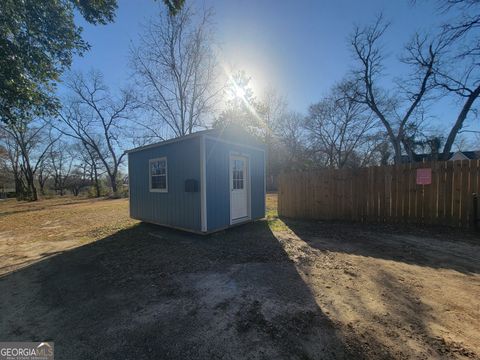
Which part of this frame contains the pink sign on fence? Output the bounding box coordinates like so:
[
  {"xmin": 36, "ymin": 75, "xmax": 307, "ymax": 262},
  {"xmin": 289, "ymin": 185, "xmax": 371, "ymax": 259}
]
[{"xmin": 416, "ymin": 168, "xmax": 432, "ymax": 185}]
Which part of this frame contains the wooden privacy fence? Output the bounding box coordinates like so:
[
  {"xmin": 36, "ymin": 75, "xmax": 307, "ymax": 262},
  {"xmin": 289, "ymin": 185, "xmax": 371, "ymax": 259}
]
[{"xmin": 278, "ymin": 160, "xmax": 480, "ymax": 229}]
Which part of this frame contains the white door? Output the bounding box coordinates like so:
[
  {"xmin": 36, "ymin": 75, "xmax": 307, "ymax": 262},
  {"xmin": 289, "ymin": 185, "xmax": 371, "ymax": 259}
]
[{"xmin": 230, "ymin": 155, "xmax": 249, "ymax": 223}]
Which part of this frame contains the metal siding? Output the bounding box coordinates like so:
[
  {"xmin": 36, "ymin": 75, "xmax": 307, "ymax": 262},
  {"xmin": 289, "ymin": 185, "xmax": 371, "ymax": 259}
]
[
  {"xmin": 128, "ymin": 137, "xmax": 201, "ymax": 231},
  {"xmin": 205, "ymin": 137, "xmax": 265, "ymax": 231}
]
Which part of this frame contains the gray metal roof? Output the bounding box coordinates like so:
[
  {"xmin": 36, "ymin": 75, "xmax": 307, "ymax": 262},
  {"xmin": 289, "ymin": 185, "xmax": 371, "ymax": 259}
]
[{"xmin": 126, "ymin": 129, "xmax": 219, "ymax": 154}]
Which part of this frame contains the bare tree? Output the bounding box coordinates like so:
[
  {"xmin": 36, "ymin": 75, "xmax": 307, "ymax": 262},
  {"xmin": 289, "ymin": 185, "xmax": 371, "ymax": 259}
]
[
  {"xmin": 48, "ymin": 139, "xmax": 74, "ymax": 196},
  {"xmin": 131, "ymin": 6, "xmax": 218, "ymax": 139},
  {"xmin": 36, "ymin": 157, "xmax": 51, "ymax": 196},
  {"xmin": 75, "ymin": 141, "xmax": 104, "ymax": 197},
  {"xmin": 0, "ymin": 118, "xmax": 58, "ymax": 200},
  {"xmin": 277, "ymin": 112, "xmax": 310, "ymax": 170},
  {"xmin": 256, "ymin": 88, "xmax": 288, "ymax": 189},
  {"xmin": 305, "ymin": 80, "xmax": 379, "ymax": 168},
  {"xmin": 350, "ymin": 16, "xmax": 446, "ymax": 163},
  {"xmin": 58, "ymin": 71, "xmax": 136, "ymax": 195},
  {"xmin": 0, "ymin": 131, "xmax": 25, "ymax": 199},
  {"xmin": 432, "ymin": 0, "xmax": 480, "ymax": 159},
  {"xmin": 0, "ymin": 143, "xmax": 13, "ymax": 192},
  {"xmin": 257, "ymin": 88, "xmax": 288, "ymax": 137},
  {"xmin": 67, "ymin": 167, "xmax": 90, "ymax": 196}
]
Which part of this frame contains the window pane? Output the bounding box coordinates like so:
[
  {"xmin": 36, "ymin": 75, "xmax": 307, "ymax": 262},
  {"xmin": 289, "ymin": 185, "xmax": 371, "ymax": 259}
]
[
  {"xmin": 232, "ymin": 159, "xmax": 246, "ymax": 190},
  {"xmin": 151, "ymin": 176, "xmax": 160, "ymax": 189},
  {"xmin": 151, "ymin": 159, "xmax": 166, "ymax": 175},
  {"xmin": 158, "ymin": 175, "xmax": 166, "ymax": 189},
  {"xmin": 151, "ymin": 162, "xmax": 158, "ymax": 175},
  {"xmin": 234, "ymin": 159, "xmax": 243, "ymax": 171},
  {"xmin": 159, "ymin": 160, "xmax": 166, "ymax": 174},
  {"xmin": 233, "ymin": 178, "xmax": 244, "ymax": 190},
  {"xmin": 151, "ymin": 175, "xmax": 166, "ymax": 189}
]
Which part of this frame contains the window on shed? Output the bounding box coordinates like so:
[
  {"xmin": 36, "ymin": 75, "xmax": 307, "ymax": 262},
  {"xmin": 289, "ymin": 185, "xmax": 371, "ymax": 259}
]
[
  {"xmin": 232, "ymin": 159, "xmax": 244, "ymax": 190},
  {"xmin": 150, "ymin": 158, "xmax": 167, "ymax": 192}
]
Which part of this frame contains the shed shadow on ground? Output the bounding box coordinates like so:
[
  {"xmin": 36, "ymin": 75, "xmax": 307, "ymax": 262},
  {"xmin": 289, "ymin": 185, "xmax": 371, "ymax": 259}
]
[
  {"xmin": 0, "ymin": 221, "xmax": 392, "ymax": 360},
  {"xmin": 281, "ymin": 217, "xmax": 480, "ymax": 275}
]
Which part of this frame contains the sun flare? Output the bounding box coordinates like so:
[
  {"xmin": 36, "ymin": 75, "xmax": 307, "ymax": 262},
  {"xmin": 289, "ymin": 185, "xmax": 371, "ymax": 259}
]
[{"xmin": 234, "ymin": 86, "xmax": 246, "ymax": 99}]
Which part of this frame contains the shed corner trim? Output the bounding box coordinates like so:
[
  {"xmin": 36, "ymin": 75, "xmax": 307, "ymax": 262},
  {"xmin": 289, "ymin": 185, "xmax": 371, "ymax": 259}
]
[{"xmin": 200, "ymin": 134, "xmax": 207, "ymax": 232}]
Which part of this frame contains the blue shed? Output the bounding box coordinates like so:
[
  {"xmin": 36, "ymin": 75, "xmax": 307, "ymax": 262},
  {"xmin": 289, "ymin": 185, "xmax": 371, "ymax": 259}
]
[{"xmin": 127, "ymin": 128, "xmax": 266, "ymax": 234}]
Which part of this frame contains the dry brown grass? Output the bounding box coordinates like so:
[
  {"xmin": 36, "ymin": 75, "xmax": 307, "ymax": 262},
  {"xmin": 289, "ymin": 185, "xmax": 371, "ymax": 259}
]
[
  {"xmin": 0, "ymin": 195, "xmax": 280, "ymax": 276},
  {"xmin": 0, "ymin": 196, "xmax": 138, "ymax": 275}
]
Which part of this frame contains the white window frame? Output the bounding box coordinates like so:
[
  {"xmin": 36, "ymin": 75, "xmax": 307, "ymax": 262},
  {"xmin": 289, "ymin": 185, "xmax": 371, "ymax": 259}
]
[{"xmin": 149, "ymin": 157, "xmax": 168, "ymax": 193}]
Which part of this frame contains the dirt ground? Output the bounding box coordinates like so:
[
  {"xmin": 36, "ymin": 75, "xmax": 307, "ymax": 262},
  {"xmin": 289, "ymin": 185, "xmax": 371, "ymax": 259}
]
[{"xmin": 0, "ymin": 195, "xmax": 479, "ymax": 359}]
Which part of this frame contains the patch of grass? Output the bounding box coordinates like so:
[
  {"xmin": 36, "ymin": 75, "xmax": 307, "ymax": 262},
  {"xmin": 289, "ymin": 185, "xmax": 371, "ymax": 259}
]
[
  {"xmin": 266, "ymin": 194, "xmax": 290, "ymax": 232},
  {"xmin": 267, "ymin": 217, "xmax": 289, "ymax": 232},
  {"xmin": 0, "ymin": 197, "xmax": 138, "ymax": 275}
]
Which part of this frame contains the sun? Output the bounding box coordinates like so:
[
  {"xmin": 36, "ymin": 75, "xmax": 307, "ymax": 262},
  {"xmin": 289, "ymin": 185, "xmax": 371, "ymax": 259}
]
[{"xmin": 234, "ymin": 85, "xmax": 246, "ymax": 99}]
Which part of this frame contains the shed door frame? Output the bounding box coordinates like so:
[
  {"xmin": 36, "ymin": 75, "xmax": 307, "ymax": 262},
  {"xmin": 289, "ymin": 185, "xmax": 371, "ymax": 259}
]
[{"xmin": 229, "ymin": 153, "xmax": 251, "ymax": 224}]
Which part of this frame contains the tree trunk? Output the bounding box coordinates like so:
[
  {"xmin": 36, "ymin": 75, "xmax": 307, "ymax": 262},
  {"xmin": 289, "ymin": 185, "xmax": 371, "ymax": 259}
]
[
  {"xmin": 401, "ymin": 138, "xmax": 417, "ymax": 163},
  {"xmin": 110, "ymin": 175, "xmax": 118, "ymax": 195},
  {"xmin": 26, "ymin": 176, "xmax": 37, "ymax": 201},
  {"xmin": 393, "ymin": 140, "xmax": 403, "ymax": 165},
  {"xmin": 38, "ymin": 174, "xmax": 48, "ymax": 196},
  {"xmin": 95, "ymin": 179, "xmax": 101, "ymax": 197},
  {"xmin": 24, "ymin": 166, "xmax": 38, "ymax": 201},
  {"xmin": 14, "ymin": 175, "xmax": 25, "ymax": 200},
  {"xmin": 31, "ymin": 183, "xmax": 38, "ymax": 201},
  {"xmin": 93, "ymin": 164, "xmax": 101, "ymax": 197},
  {"xmin": 39, "ymin": 182, "xmax": 46, "ymax": 196},
  {"xmin": 441, "ymin": 85, "xmax": 480, "ymax": 160},
  {"xmin": 28, "ymin": 178, "xmax": 38, "ymax": 201}
]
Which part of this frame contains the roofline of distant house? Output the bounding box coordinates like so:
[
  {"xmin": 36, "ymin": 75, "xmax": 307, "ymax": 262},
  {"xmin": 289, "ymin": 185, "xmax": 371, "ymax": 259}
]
[{"xmin": 125, "ymin": 129, "xmax": 218, "ymax": 154}]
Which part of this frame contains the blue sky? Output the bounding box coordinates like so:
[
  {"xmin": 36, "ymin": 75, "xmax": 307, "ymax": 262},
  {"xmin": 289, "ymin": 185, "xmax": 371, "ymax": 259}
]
[{"xmin": 67, "ymin": 0, "xmax": 479, "ymax": 143}]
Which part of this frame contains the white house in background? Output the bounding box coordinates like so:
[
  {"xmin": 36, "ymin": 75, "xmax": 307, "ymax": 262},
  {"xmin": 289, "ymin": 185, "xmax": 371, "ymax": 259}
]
[
  {"xmin": 449, "ymin": 150, "xmax": 480, "ymax": 161},
  {"xmin": 401, "ymin": 150, "xmax": 480, "ymax": 163}
]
